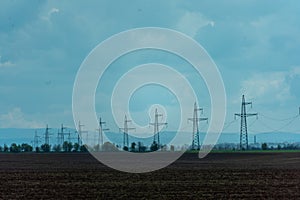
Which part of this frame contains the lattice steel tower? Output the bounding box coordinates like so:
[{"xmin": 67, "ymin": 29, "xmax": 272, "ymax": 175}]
[
  {"xmin": 188, "ymin": 102, "xmax": 208, "ymax": 150},
  {"xmin": 57, "ymin": 124, "xmax": 67, "ymax": 146},
  {"xmin": 96, "ymin": 117, "xmax": 109, "ymax": 147},
  {"xmin": 150, "ymin": 108, "xmax": 167, "ymax": 147},
  {"xmin": 119, "ymin": 115, "xmax": 135, "ymax": 148},
  {"xmin": 44, "ymin": 124, "xmax": 51, "ymax": 145},
  {"xmin": 33, "ymin": 130, "xmax": 41, "ymax": 151},
  {"xmin": 235, "ymin": 95, "xmax": 258, "ymax": 150},
  {"xmin": 77, "ymin": 121, "xmax": 87, "ymax": 146}
]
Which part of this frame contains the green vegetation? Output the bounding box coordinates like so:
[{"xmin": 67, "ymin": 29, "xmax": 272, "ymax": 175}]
[
  {"xmin": 205, "ymin": 149, "xmax": 300, "ymax": 153},
  {"xmin": 0, "ymin": 141, "xmax": 89, "ymax": 153},
  {"xmin": 1, "ymin": 141, "xmax": 300, "ymax": 153}
]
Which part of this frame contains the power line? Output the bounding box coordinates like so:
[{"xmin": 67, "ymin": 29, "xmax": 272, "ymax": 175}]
[
  {"xmin": 247, "ymin": 118, "xmax": 258, "ymax": 128},
  {"xmin": 259, "ymin": 113, "xmax": 298, "ymax": 122},
  {"xmin": 222, "ymin": 119, "xmax": 238, "ymax": 131},
  {"xmin": 249, "ymin": 115, "xmax": 299, "ymax": 134}
]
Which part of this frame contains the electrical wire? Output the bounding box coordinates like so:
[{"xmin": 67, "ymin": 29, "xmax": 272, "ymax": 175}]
[
  {"xmin": 222, "ymin": 119, "xmax": 238, "ymax": 131},
  {"xmin": 259, "ymin": 113, "xmax": 299, "ymax": 121},
  {"xmin": 249, "ymin": 115, "xmax": 299, "ymax": 134},
  {"xmin": 247, "ymin": 118, "xmax": 258, "ymax": 128}
]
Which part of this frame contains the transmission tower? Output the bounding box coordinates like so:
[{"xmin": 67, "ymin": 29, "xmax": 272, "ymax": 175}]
[
  {"xmin": 149, "ymin": 108, "xmax": 167, "ymax": 147},
  {"xmin": 188, "ymin": 102, "xmax": 208, "ymax": 150},
  {"xmin": 119, "ymin": 115, "xmax": 135, "ymax": 148},
  {"xmin": 57, "ymin": 124, "xmax": 67, "ymax": 146},
  {"xmin": 66, "ymin": 130, "xmax": 77, "ymax": 144},
  {"xmin": 96, "ymin": 117, "xmax": 109, "ymax": 148},
  {"xmin": 235, "ymin": 95, "xmax": 258, "ymax": 150},
  {"xmin": 44, "ymin": 124, "xmax": 52, "ymax": 145},
  {"xmin": 78, "ymin": 121, "xmax": 87, "ymax": 146},
  {"xmin": 33, "ymin": 130, "xmax": 41, "ymax": 151}
]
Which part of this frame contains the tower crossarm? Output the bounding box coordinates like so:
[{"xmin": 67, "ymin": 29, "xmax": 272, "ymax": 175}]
[
  {"xmin": 119, "ymin": 127, "xmax": 136, "ymax": 132},
  {"xmin": 149, "ymin": 122, "xmax": 168, "ymax": 126},
  {"xmin": 246, "ymin": 113, "xmax": 258, "ymax": 117},
  {"xmin": 235, "ymin": 113, "xmax": 258, "ymax": 117},
  {"xmin": 188, "ymin": 117, "xmax": 208, "ymax": 122}
]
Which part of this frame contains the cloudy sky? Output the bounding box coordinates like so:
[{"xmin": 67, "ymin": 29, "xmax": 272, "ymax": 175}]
[{"xmin": 1, "ymin": 0, "xmax": 300, "ymax": 135}]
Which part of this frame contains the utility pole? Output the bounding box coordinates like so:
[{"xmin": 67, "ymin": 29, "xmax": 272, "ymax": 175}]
[
  {"xmin": 188, "ymin": 102, "xmax": 208, "ymax": 150},
  {"xmin": 96, "ymin": 117, "xmax": 109, "ymax": 149},
  {"xmin": 149, "ymin": 108, "xmax": 167, "ymax": 148},
  {"xmin": 119, "ymin": 115, "xmax": 135, "ymax": 149},
  {"xmin": 235, "ymin": 95, "xmax": 258, "ymax": 150}
]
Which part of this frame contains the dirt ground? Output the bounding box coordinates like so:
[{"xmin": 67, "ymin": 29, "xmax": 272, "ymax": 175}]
[{"xmin": 0, "ymin": 152, "xmax": 299, "ymax": 199}]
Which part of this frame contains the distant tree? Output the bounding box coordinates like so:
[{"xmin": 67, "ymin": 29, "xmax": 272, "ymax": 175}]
[
  {"xmin": 287, "ymin": 144, "xmax": 297, "ymax": 150},
  {"xmin": 67, "ymin": 142, "xmax": 73, "ymax": 152},
  {"xmin": 138, "ymin": 142, "xmax": 146, "ymax": 152},
  {"xmin": 41, "ymin": 143, "xmax": 51, "ymax": 152},
  {"xmin": 0, "ymin": 146, "xmax": 3, "ymax": 152},
  {"xmin": 123, "ymin": 146, "xmax": 129, "ymax": 151},
  {"xmin": 80, "ymin": 145, "xmax": 88, "ymax": 152},
  {"xmin": 73, "ymin": 143, "xmax": 80, "ymax": 152},
  {"xmin": 10, "ymin": 143, "xmax": 21, "ymax": 153},
  {"xmin": 261, "ymin": 143, "xmax": 268, "ymax": 150},
  {"xmin": 150, "ymin": 141, "xmax": 158, "ymax": 152},
  {"xmin": 130, "ymin": 142, "xmax": 136, "ymax": 152},
  {"xmin": 62, "ymin": 141, "xmax": 73, "ymax": 152},
  {"xmin": 21, "ymin": 143, "xmax": 33, "ymax": 152},
  {"xmin": 53, "ymin": 144, "xmax": 62, "ymax": 152},
  {"xmin": 62, "ymin": 141, "xmax": 68, "ymax": 152},
  {"xmin": 35, "ymin": 147, "xmax": 40, "ymax": 153},
  {"xmin": 3, "ymin": 144, "xmax": 9, "ymax": 152},
  {"xmin": 139, "ymin": 146, "xmax": 146, "ymax": 152}
]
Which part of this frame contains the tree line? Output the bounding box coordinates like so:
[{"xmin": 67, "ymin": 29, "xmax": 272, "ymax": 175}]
[
  {"xmin": 1, "ymin": 141, "xmax": 300, "ymax": 153},
  {"xmin": 0, "ymin": 141, "xmax": 88, "ymax": 153}
]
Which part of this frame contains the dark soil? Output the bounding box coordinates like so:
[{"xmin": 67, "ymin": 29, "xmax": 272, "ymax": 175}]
[{"xmin": 0, "ymin": 152, "xmax": 299, "ymax": 199}]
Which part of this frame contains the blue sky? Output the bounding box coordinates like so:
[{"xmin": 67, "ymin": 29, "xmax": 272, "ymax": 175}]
[{"xmin": 1, "ymin": 0, "xmax": 300, "ymax": 135}]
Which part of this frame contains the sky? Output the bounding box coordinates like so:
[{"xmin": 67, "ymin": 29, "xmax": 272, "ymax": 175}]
[{"xmin": 1, "ymin": 0, "xmax": 300, "ymax": 136}]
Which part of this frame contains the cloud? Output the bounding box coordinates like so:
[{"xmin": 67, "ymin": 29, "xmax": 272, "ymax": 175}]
[
  {"xmin": 49, "ymin": 8, "xmax": 59, "ymax": 15},
  {"xmin": 0, "ymin": 56, "xmax": 14, "ymax": 68},
  {"xmin": 0, "ymin": 1, "xmax": 299, "ymax": 132},
  {"xmin": 41, "ymin": 7, "xmax": 60, "ymax": 21},
  {"xmin": 239, "ymin": 67, "xmax": 300, "ymax": 104},
  {"xmin": 0, "ymin": 60, "xmax": 14, "ymax": 68},
  {"xmin": 0, "ymin": 107, "xmax": 43, "ymax": 128},
  {"xmin": 175, "ymin": 11, "xmax": 214, "ymax": 37}
]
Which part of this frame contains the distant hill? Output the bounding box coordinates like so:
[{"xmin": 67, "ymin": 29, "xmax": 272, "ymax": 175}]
[
  {"xmin": 0, "ymin": 128, "xmax": 300, "ymax": 146},
  {"xmin": 218, "ymin": 132, "xmax": 300, "ymax": 144}
]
